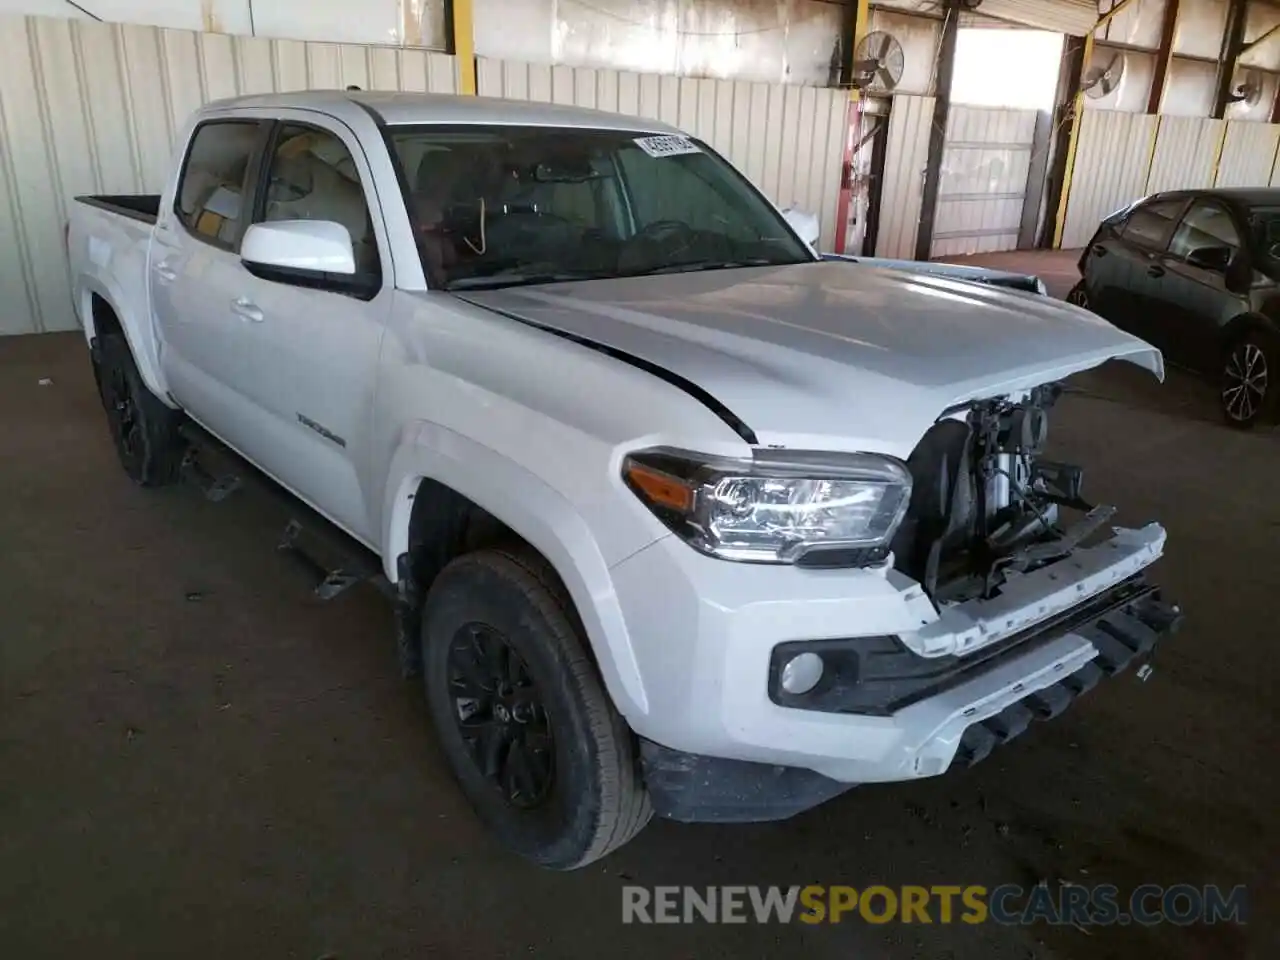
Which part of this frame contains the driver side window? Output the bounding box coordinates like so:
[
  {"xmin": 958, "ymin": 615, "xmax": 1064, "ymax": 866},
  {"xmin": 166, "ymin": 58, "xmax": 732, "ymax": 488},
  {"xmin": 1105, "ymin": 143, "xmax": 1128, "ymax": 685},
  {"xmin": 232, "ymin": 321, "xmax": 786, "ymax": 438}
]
[
  {"xmin": 258, "ymin": 123, "xmax": 381, "ymax": 279},
  {"xmin": 1168, "ymin": 202, "xmax": 1240, "ymax": 262}
]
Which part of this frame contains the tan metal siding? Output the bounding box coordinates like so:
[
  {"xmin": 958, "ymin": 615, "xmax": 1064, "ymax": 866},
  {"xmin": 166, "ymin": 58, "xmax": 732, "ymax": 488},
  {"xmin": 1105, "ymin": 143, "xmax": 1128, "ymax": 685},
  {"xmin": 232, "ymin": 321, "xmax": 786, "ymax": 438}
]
[
  {"xmin": 1061, "ymin": 108, "xmax": 1158, "ymax": 249},
  {"xmin": 1215, "ymin": 121, "xmax": 1280, "ymax": 187},
  {"xmin": 875, "ymin": 94, "xmax": 934, "ymax": 260},
  {"xmin": 476, "ymin": 58, "xmax": 849, "ymax": 251},
  {"xmin": 0, "ymin": 12, "xmax": 457, "ymax": 335},
  {"xmin": 1145, "ymin": 116, "xmax": 1223, "ymax": 194}
]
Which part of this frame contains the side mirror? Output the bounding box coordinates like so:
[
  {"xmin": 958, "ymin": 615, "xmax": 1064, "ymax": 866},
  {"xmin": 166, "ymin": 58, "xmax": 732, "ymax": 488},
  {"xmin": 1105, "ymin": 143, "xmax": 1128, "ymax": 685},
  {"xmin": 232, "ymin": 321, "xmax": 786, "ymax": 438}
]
[
  {"xmin": 780, "ymin": 206, "xmax": 820, "ymax": 248},
  {"xmin": 242, "ymin": 220, "xmax": 357, "ymax": 275},
  {"xmin": 1185, "ymin": 245, "xmax": 1232, "ymax": 272}
]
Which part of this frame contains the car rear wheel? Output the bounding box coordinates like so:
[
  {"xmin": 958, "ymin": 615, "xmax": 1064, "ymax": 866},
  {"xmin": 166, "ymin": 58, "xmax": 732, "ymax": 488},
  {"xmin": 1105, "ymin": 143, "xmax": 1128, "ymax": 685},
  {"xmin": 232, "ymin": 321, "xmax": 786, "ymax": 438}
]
[
  {"xmin": 1066, "ymin": 282, "xmax": 1089, "ymax": 309},
  {"xmin": 420, "ymin": 546, "xmax": 651, "ymax": 869},
  {"xmin": 96, "ymin": 333, "xmax": 185, "ymax": 485},
  {"xmin": 1221, "ymin": 331, "xmax": 1275, "ymax": 429}
]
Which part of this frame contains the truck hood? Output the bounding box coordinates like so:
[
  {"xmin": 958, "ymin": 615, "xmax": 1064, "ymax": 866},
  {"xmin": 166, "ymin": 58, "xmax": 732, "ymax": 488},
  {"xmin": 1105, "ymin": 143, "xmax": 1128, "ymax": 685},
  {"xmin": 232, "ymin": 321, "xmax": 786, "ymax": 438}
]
[{"xmin": 455, "ymin": 261, "xmax": 1163, "ymax": 454}]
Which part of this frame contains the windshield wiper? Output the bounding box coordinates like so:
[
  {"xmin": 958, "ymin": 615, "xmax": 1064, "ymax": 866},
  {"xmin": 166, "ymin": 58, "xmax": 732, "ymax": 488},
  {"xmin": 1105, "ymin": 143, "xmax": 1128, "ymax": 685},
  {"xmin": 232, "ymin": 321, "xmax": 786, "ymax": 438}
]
[
  {"xmin": 446, "ymin": 270, "xmax": 613, "ymax": 291},
  {"xmin": 624, "ymin": 258, "xmax": 792, "ymax": 277}
]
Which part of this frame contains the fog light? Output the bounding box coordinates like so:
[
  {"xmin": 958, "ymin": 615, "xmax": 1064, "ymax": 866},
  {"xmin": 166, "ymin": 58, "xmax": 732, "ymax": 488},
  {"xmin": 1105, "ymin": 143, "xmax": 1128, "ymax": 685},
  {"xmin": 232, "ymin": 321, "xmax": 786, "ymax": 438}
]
[{"xmin": 780, "ymin": 652, "xmax": 824, "ymax": 695}]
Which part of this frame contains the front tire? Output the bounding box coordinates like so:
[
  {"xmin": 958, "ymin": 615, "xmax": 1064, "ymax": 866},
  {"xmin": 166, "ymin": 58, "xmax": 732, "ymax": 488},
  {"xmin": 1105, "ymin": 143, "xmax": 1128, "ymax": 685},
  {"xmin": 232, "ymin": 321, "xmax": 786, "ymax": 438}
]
[
  {"xmin": 421, "ymin": 546, "xmax": 651, "ymax": 869},
  {"xmin": 1220, "ymin": 331, "xmax": 1275, "ymax": 429},
  {"xmin": 96, "ymin": 333, "xmax": 184, "ymax": 485},
  {"xmin": 1066, "ymin": 282, "xmax": 1090, "ymax": 309}
]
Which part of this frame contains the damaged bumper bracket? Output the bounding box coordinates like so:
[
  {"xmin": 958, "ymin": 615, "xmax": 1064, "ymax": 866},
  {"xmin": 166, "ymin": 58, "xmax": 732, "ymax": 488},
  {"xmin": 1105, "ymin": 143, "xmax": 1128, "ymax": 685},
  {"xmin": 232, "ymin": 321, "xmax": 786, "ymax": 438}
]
[{"xmin": 953, "ymin": 589, "xmax": 1183, "ymax": 768}]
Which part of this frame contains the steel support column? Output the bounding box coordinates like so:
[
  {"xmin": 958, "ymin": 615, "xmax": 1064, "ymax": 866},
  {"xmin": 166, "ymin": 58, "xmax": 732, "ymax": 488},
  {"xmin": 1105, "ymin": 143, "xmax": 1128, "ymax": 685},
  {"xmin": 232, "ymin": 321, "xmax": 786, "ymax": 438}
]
[
  {"xmin": 833, "ymin": 0, "xmax": 871, "ymax": 253},
  {"xmin": 1212, "ymin": 0, "xmax": 1248, "ymax": 119},
  {"xmin": 1147, "ymin": 0, "xmax": 1180, "ymax": 113},
  {"xmin": 445, "ymin": 0, "xmax": 476, "ymax": 95},
  {"xmin": 914, "ymin": 0, "xmax": 959, "ymax": 262}
]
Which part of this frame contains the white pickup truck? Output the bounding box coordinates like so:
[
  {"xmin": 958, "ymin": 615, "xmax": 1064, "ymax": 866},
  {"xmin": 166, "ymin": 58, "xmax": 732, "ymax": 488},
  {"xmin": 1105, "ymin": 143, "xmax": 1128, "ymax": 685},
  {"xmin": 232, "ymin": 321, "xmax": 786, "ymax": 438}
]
[{"xmin": 69, "ymin": 91, "xmax": 1181, "ymax": 870}]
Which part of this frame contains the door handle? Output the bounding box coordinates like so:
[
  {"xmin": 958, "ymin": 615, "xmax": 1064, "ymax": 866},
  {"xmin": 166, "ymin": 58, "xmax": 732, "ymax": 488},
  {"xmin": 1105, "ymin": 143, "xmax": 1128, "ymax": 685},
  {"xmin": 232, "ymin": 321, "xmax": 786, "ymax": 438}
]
[
  {"xmin": 1091, "ymin": 244, "xmax": 1108, "ymax": 258},
  {"xmin": 231, "ymin": 297, "xmax": 264, "ymax": 322},
  {"xmin": 1147, "ymin": 264, "xmax": 1166, "ymax": 278},
  {"xmin": 153, "ymin": 260, "xmax": 177, "ymax": 282}
]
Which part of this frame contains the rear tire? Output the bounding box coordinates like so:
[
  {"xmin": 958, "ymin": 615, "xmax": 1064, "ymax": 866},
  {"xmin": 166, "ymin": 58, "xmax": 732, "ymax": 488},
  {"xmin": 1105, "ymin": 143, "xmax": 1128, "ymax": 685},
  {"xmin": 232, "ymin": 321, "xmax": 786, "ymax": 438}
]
[
  {"xmin": 1066, "ymin": 282, "xmax": 1090, "ymax": 309},
  {"xmin": 1220, "ymin": 330, "xmax": 1276, "ymax": 429},
  {"xmin": 96, "ymin": 333, "xmax": 185, "ymax": 485},
  {"xmin": 421, "ymin": 546, "xmax": 651, "ymax": 870}
]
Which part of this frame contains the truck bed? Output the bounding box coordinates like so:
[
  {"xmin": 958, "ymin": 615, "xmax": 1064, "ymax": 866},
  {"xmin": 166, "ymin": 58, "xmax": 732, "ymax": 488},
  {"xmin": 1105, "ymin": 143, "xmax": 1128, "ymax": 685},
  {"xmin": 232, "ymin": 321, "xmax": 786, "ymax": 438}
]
[{"xmin": 76, "ymin": 194, "xmax": 161, "ymax": 225}]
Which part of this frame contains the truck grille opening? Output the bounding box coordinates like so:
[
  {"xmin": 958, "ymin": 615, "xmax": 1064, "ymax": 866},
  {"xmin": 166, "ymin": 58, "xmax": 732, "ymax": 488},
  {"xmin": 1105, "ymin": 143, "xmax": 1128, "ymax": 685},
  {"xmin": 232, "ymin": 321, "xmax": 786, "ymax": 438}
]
[{"xmin": 891, "ymin": 385, "xmax": 1102, "ymax": 604}]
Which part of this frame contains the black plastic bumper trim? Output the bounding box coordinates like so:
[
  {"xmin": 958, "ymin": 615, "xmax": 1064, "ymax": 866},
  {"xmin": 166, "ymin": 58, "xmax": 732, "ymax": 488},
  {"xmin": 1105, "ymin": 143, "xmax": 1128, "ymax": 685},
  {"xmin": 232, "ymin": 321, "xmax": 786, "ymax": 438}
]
[
  {"xmin": 952, "ymin": 590, "xmax": 1182, "ymax": 768},
  {"xmin": 638, "ymin": 740, "xmax": 854, "ymax": 824}
]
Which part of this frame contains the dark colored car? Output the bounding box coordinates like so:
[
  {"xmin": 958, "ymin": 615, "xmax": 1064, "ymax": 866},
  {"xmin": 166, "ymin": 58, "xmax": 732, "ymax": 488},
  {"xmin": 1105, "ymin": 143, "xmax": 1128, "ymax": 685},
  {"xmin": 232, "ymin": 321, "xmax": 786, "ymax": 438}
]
[{"xmin": 1069, "ymin": 188, "xmax": 1280, "ymax": 427}]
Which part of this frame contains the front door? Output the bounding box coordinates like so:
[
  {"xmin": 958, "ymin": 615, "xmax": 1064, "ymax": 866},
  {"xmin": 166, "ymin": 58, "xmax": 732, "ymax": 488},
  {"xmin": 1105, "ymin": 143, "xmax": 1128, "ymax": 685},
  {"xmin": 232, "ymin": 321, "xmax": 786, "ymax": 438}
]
[
  {"xmin": 217, "ymin": 116, "xmax": 392, "ymax": 542},
  {"xmin": 1147, "ymin": 199, "xmax": 1249, "ymax": 370}
]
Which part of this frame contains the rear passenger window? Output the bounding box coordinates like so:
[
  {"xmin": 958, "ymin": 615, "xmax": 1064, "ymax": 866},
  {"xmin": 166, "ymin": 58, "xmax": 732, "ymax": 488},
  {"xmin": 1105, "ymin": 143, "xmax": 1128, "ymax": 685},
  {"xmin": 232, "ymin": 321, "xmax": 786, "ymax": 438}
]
[
  {"xmin": 1119, "ymin": 198, "xmax": 1183, "ymax": 248},
  {"xmin": 176, "ymin": 121, "xmax": 260, "ymax": 247}
]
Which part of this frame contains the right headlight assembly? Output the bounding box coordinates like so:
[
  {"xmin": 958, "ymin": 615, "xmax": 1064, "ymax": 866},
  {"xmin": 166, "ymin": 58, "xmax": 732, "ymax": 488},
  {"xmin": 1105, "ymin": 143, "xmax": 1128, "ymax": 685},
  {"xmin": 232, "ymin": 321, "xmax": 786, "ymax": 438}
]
[{"xmin": 622, "ymin": 447, "xmax": 913, "ymax": 566}]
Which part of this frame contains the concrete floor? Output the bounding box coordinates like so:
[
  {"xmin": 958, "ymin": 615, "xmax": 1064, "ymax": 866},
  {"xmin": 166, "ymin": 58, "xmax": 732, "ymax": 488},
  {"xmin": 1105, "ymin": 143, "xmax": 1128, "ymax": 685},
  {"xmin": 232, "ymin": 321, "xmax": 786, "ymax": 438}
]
[{"xmin": 2, "ymin": 263, "xmax": 1277, "ymax": 958}]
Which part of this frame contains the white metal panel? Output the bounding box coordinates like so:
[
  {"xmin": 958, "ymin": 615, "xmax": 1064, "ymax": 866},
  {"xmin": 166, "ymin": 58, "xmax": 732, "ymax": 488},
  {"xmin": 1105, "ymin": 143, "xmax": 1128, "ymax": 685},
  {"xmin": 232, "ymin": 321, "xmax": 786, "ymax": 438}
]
[
  {"xmin": 0, "ymin": 12, "xmax": 456, "ymax": 335},
  {"xmin": 1216, "ymin": 121, "xmax": 1280, "ymax": 187},
  {"xmin": 975, "ymin": 0, "xmax": 1099, "ymax": 35},
  {"xmin": 875, "ymin": 94, "xmax": 934, "ymax": 259},
  {"xmin": 931, "ymin": 104, "xmax": 1038, "ymax": 258},
  {"xmin": 1174, "ymin": 0, "xmax": 1230, "ymax": 59},
  {"xmin": 1145, "ymin": 116, "xmax": 1223, "ymax": 193},
  {"xmin": 475, "ymin": 57, "xmax": 850, "ymax": 250},
  {"xmin": 1061, "ymin": 108, "xmax": 1159, "ymax": 248}
]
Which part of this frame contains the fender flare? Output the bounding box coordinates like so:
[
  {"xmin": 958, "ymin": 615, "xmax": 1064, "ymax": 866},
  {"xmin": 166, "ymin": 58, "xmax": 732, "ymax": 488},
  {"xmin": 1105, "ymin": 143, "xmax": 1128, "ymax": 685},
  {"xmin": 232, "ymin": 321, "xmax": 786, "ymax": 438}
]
[
  {"xmin": 77, "ymin": 270, "xmax": 172, "ymax": 405},
  {"xmin": 379, "ymin": 420, "xmax": 651, "ymax": 721}
]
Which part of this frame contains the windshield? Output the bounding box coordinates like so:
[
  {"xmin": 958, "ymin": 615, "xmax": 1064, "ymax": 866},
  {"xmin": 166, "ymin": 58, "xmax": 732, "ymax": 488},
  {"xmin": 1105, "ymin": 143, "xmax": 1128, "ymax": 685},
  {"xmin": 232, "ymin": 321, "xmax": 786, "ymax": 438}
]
[{"xmin": 387, "ymin": 125, "xmax": 814, "ymax": 290}]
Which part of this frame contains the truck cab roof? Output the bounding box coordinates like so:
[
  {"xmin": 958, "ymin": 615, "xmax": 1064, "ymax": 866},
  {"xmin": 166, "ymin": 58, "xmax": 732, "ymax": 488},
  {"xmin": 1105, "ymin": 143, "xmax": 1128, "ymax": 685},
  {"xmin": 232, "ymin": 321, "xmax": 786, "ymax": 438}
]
[{"xmin": 202, "ymin": 89, "xmax": 682, "ymax": 134}]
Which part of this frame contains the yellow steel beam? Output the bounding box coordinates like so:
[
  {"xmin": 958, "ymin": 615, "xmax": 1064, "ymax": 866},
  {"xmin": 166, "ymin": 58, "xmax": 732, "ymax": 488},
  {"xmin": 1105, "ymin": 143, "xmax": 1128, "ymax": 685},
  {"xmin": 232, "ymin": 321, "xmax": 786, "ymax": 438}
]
[
  {"xmin": 849, "ymin": 0, "xmax": 871, "ymax": 102},
  {"xmin": 1051, "ymin": 0, "xmax": 1139, "ymax": 247},
  {"xmin": 451, "ymin": 0, "xmax": 476, "ymax": 95}
]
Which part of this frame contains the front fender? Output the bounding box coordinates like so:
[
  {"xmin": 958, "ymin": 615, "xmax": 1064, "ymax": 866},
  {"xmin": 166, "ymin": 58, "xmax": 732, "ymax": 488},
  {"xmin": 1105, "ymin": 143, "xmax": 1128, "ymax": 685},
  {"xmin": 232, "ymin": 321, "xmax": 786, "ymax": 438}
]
[{"xmin": 379, "ymin": 420, "xmax": 652, "ymax": 721}]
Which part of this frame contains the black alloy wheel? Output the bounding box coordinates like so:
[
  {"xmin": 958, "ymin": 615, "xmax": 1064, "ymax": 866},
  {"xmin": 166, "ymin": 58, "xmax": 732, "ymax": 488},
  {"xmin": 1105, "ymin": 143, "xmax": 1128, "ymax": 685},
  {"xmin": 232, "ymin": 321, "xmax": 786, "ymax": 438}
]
[
  {"xmin": 95, "ymin": 333, "xmax": 184, "ymax": 485},
  {"xmin": 447, "ymin": 622, "xmax": 555, "ymax": 809},
  {"xmin": 1066, "ymin": 282, "xmax": 1089, "ymax": 309},
  {"xmin": 1221, "ymin": 335, "xmax": 1273, "ymax": 428}
]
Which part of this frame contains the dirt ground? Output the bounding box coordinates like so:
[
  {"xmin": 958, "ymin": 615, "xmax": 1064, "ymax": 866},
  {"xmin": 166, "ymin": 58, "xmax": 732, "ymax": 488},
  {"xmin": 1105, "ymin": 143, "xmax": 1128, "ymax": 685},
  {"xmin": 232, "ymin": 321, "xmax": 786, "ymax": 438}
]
[{"xmin": 1, "ymin": 262, "xmax": 1276, "ymax": 958}]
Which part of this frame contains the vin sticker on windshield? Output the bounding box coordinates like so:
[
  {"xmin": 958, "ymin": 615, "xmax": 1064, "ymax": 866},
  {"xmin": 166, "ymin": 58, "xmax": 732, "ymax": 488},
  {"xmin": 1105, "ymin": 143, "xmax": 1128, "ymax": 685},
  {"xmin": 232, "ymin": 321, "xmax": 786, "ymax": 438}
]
[{"xmin": 633, "ymin": 135, "xmax": 701, "ymax": 158}]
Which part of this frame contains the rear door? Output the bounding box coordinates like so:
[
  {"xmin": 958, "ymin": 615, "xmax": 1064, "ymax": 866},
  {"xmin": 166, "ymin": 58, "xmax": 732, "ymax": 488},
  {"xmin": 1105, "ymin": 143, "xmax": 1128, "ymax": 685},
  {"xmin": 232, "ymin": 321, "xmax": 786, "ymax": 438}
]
[
  {"xmin": 1146, "ymin": 199, "xmax": 1249, "ymax": 369},
  {"xmin": 1085, "ymin": 196, "xmax": 1186, "ymax": 338},
  {"xmin": 151, "ymin": 118, "xmax": 268, "ymax": 439}
]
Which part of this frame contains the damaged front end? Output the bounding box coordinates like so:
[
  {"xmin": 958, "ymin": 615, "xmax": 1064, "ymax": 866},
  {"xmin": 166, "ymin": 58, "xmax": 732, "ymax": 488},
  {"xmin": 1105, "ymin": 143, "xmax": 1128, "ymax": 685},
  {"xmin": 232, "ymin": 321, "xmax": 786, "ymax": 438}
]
[{"xmin": 892, "ymin": 384, "xmax": 1132, "ymax": 605}]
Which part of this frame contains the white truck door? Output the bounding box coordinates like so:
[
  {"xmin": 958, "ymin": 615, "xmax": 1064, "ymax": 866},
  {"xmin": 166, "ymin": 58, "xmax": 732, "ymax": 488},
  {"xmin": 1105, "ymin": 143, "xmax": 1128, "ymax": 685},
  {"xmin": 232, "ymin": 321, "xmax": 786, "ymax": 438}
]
[
  {"xmin": 216, "ymin": 116, "xmax": 392, "ymax": 542},
  {"xmin": 150, "ymin": 118, "xmax": 270, "ymax": 442}
]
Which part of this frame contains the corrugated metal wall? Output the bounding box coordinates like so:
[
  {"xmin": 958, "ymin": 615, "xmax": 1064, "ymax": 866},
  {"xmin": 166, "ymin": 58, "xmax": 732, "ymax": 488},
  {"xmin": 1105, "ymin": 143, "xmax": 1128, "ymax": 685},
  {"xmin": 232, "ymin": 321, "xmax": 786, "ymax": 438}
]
[
  {"xmin": 475, "ymin": 58, "xmax": 849, "ymax": 251},
  {"xmin": 0, "ymin": 13, "xmax": 457, "ymax": 336},
  {"xmin": 1216, "ymin": 120, "xmax": 1280, "ymax": 187},
  {"xmin": 1060, "ymin": 108, "xmax": 1158, "ymax": 248},
  {"xmin": 1144, "ymin": 116, "xmax": 1223, "ymax": 194},
  {"xmin": 931, "ymin": 104, "xmax": 1039, "ymax": 258},
  {"xmin": 875, "ymin": 94, "xmax": 934, "ymax": 259}
]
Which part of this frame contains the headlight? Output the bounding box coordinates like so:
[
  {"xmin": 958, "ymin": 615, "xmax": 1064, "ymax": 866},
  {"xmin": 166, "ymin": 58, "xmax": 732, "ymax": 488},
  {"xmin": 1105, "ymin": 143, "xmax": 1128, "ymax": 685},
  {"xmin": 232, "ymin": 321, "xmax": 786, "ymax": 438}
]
[{"xmin": 622, "ymin": 447, "xmax": 912, "ymax": 565}]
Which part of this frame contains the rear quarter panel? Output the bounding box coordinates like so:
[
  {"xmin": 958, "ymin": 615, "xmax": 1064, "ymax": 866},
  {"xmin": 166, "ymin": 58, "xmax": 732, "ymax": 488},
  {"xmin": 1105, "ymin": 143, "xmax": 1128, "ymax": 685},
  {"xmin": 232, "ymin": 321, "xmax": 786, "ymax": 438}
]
[{"xmin": 70, "ymin": 201, "xmax": 171, "ymax": 403}]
